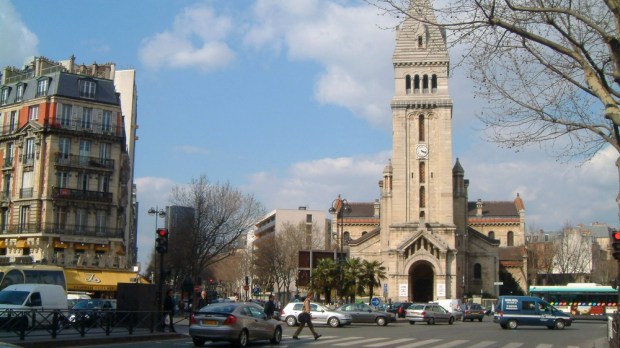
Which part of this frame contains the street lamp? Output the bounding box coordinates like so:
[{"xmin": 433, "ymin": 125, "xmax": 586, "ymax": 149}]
[
  {"xmin": 148, "ymin": 206, "xmax": 167, "ymax": 311},
  {"xmin": 329, "ymin": 195, "xmax": 351, "ymax": 262}
]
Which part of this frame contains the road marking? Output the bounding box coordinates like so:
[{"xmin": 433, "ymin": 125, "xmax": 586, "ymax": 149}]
[
  {"xmin": 365, "ymin": 338, "xmax": 412, "ymax": 347},
  {"xmin": 467, "ymin": 341, "xmax": 497, "ymax": 348},
  {"xmin": 397, "ymin": 338, "xmax": 443, "ymax": 347},
  {"xmin": 535, "ymin": 345, "xmax": 553, "ymax": 348},
  {"xmin": 501, "ymin": 343, "xmax": 524, "ymax": 348},
  {"xmin": 433, "ymin": 340, "xmax": 470, "ymax": 348},
  {"xmin": 305, "ymin": 336, "xmax": 364, "ymax": 345},
  {"xmin": 335, "ymin": 337, "xmax": 389, "ymax": 346}
]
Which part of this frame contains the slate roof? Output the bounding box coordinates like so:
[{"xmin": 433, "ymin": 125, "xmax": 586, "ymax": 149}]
[
  {"xmin": 467, "ymin": 201, "xmax": 519, "ymax": 218},
  {"xmin": 345, "ymin": 202, "xmax": 377, "ymax": 218}
]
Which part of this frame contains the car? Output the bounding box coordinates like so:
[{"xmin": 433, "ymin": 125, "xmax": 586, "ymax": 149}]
[
  {"xmin": 67, "ymin": 299, "xmax": 116, "ymax": 327},
  {"xmin": 189, "ymin": 302, "xmax": 282, "ymax": 347},
  {"xmin": 334, "ymin": 303, "xmax": 396, "ymax": 326},
  {"xmin": 493, "ymin": 296, "xmax": 571, "ymax": 330},
  {"xmin": 459, "ymin": 303, "xmax": 485, "ymax": 322},
  {"xmin": 280, "ymin": 302, "xmax": 352, "ymax": 328},
  {"xmin": 387, "ymin": 302, "xmax": 412, "ymax": 318},
  {"xmin": 405, "ymin": 303, "xmax": 456, "ymax": 325}
]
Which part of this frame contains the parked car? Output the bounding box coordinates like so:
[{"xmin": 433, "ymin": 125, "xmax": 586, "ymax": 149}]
[
  {"xmin": 388, "ymin": 302, "xmax": 412, "ymax": 318},
  {"xmin": 405, "ymin": 303, "xmax": 456, "ymax": 325},
  {"xmin": 493, "ymin": 296, "xmax": 571, "ymax": 330},
  {"xmin": 189, "ymin": 302, "xmax": 282, "ymax": 347},
  {"xmin": 67, "ymin": 299, "xmax": 116, "ymax": 327},
  {"xmin": 459, "ymin": 303, "xmax": 485, "ymax": 322},
  {"xmin": 334, "ymin": 303, "xmax": 396, "ymax": 326},
  {"xmin": 280, "ymin": 302, "xmax": 352, "ymax": 328}
]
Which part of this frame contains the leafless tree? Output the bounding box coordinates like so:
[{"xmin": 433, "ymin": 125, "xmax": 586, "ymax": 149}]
[
  {"xmin": 369, "ymin": 0, "xmax": 619, "ymax": 212},
  {"xmin": 552, "ymin": 226, "xmax": 593, "ymax": 280},
  {"xmin": 167, "ymin": 175, "xmax": 265, "ymax": 287}
]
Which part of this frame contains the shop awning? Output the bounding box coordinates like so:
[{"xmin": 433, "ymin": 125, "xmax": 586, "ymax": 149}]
[
  {"xmin": 0, "ymin": 240, "xmax": 6, "ymax": 248},
  {"xmin": 95, "ymin": 244, "xmax": 110, "ymax": 252},
  {"xmin": 54, "ymin": 240, "xmax": 68, "ymax": 249},
  {"xmin": 15, "ymin": 239, "xmax": 29, "ymax": 248},
  {"xmin": 115, "ymin": 245, "xmax": 126, "ymax": 255},
  {"xmin": 64, "ymin": 269, "xmax": 149, "ymax": 292},
  {"xmin": 74, "ymin": 243, "xmax": 90, "ymax": 250}
]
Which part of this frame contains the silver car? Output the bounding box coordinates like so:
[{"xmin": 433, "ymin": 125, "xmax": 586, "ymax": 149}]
[
  {"xmin": 405, "ymin": 303, "xmax": 456, "ymax": 325},
  {"xmin": 280, "ymin": 302, "xmax": 353, "ymax": 327},
  {"xmin": 189, "ymin": 302, "xmax": 282, "ymax": 347},
  {"xmin": 334, "ymin": 303, "xmax": 396, "ymax": 326}
]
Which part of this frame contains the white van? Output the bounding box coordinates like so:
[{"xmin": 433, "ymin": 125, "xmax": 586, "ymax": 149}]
[{"xmin": 0, "ymin": 284, "xmax": 68, "ymax": 329}]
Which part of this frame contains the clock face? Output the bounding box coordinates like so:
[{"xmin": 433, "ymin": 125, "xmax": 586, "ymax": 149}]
[{"xmin": 416, "ymin": 144, "xmax": 428, "ymax": 159}]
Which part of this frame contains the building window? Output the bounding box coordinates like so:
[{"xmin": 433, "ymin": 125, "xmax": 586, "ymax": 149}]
[
  {"xmin": 79, "ymin": 80, "xmax": 96, "ymax": 99},
  {"xmin": 96, "ymin": 210, "xmax": 107, "ymax": 235},
  {"xmin": 418, "ymin": 115, "xmax": 425, "ymax": 142},
  {"xmin": 419, "ymin": 162, "xmax": 426, "ymax": 183},
  {"xmin": 16, "ymin": 84, "xmax": 25, "ymax": 102},
  {"xmin": 58, "ymin": 137, "xmax": 70, "ymax": 163},
  {"xmin": 19, "ymin": 205, "xmax": 30, "ymax": 232},
  {"xmin": 98, "ymin": 175, "xmax": 109, "ymax": 192},
  {"xmin": 343, "ymin": 231, "xmax": 350, "ymax": 244},
  {"xmin": 9, "ymin": 111, "xmax": 17, "ymax": 133},
  {"xmin": 102, "ymin": 110, "xmax": 112, "ymax": 132},
  {"xmin": 55, "ymin": 206, "xmax": 68, "ymax": 230},
  {"xmin": 431, "ymin": 74, "xmax": 438, "ymax": 93},
  {"xmin": 419, "ymin": 186, "xmax": 425, "ymax": 208},
  {"xmin": 0, "ymin": 209, "xmax": 8, "ymax": 233},
  {"xmin": 28, "ymin": 105, "xmax": 39, "ymax": 121},
  {"xmin": 488, "ymin": 231, "xmax": 495, "ymax": 239},
  {"xmin": 24, "ymin": 138, "xmax": 35, "ymax": 165},
  {"xmin": 414, "ymin": 75, "xmax": 420, "ymax": 93},
  {"xmin": 36, "ymin": 79, "xmax": 49, "ymax": 97},
  {"xmin": 474, "ymin": 263, "xmax": 482, "ymax": 279},
  {"xmin": 507, "ymin": 231, "xmax": 514, "ymax": 246},
  {"xmin": 21, "ymin": 171, "xmax": 33, "ymax": 198},
  {"xmin": 76, "ymin": 208, "xmax": 87, "ymax": 232},
  {"xmin": 3, "ymin": 174, "xmax": 11, "ymax": 200},
  {"xmin": 58, "ymin": 104, "xmax": 72, "ymax": 127},
  {"xmin": 79, "ymin": 140, "xmax": 91, "ymax": 165},
  {"xmin": 418, "ymin": 36, "xmax": 423, "ymax": 48},
  {"xmin": 0, "ymin": 88, "xmax": 10, "ymax": 105},
  {"xmin": 99, "ymin": 142, "xmax": 110, "ymax": 163},
  {"xmin": 79, "ymin": 173, "xmax": 89, "ymax": 191},
  {"xmin": 306, "ymin": 214, "xmax": 312, "ymax": 223},
  {"xmin": 81, "ymin": 108, "xmax": 92, "ymax": 129},
  {"xmin": 406, "ymin": 75, "xmax": 411, "ymax": 95},
  {"xmin": 422, "ymin": 74, "xmax": 429, "ymax": 93},
  {"xmin": 5, "ymin": 143, "xmax": 13, "ymax": 167},
  {"xmin": 57, "ymin": 171, "xmax": 69, "ymax": 188}
]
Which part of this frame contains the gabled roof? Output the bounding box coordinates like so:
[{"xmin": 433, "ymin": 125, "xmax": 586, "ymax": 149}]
[
  {"xmin": 467, "ymin": 201, "xmax": 519, "ymax": 218},
  {"xmin": 345, "ymin": 202, "xmax": 376, "ymax": 218},
  {"xmin": 348, "ymin": 227, "xmax": 380, "ymax": 245}
]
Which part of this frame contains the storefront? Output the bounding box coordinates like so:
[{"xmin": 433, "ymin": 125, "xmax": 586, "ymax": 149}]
[{"xmin": 64, "ymin": 268, "xmax": 149, "ymax": 297}]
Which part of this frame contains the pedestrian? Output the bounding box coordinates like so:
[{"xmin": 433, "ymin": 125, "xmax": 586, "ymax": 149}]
[
  {"xmin": 163, "ymin": 289, "xmax": 176, "ymax": 332},
  {"xmin": 292, "ymin": 292, "xmax": 321, "ymax": 340},
  {"xmin": 197, "ymin": 290, "xmax": 208, "ymax": 310},
  {"xmin": 264, "ymin": 294, "xmax": 276, "ymax": 318}
]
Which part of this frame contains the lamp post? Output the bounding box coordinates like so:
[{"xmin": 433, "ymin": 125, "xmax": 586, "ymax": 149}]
[
  {"xmin": 148, "ymin": 206, "xmax": 167, "ymax": 310},
  {"xmin": 329, "ymin": 194, "xmax": 351, "ymax": 300}
]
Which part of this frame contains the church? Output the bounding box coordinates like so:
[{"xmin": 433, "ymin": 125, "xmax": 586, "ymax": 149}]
[{"xmin": 339, "ymin": 1, "xmax": 528, "ymax": 302}]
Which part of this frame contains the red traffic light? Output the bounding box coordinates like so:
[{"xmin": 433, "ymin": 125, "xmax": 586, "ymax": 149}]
[
  {"xmin": 157, "ymin": 228, "xmax": 168, "ymax": 237},
  {"xmin": 613, "ymin": 231, "xmax": 620, "ymax": 240}
]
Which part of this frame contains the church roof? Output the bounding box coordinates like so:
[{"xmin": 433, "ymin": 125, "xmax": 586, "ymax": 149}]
[
  {"xmin": 344, "ymin": 202, "xmax": 377, "ymax": 218},
  {"xmin": 499, "ymin": 246, "xmax": 527, "ymax": 261},
  {"xmin": 468, "ymin": 227, "xmax": 500, "ymax": 246},
  {"xmin": 349, "ymin": 227, "xmax": 380, "ymax": 245},
  {"xmin": 467, "ymin": 201, "xmax": 520, "ymax": 218}
]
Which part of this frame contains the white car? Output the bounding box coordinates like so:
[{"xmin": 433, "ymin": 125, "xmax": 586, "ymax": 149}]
[{"xmin": 280, "ymin": 302, "xmax": 352, "ymax": 328}]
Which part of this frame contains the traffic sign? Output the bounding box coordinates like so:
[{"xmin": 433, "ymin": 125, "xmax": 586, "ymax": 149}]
[
  {"xmin": 494, "ymin": 282, "xmax": 504, "ymax": 285},
  {"xmin": 371, "ymin": 297, "xmax": 381, "ymax": 306},
  {"xmin": 253, "ymin": 287, "xmax": 260, "ymax": 295}
]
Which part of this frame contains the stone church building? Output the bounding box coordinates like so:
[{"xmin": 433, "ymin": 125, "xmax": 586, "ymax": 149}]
[{"xmin": 340, "ymin": 1, "xmax": 527, "ymax": 302}]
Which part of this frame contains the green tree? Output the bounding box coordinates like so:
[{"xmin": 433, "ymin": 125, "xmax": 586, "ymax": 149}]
[
  {"xmin": 311, "ymin": 258, "xmax": 339, "ymax": 303},
  {"xmin": 341, "ymin": 258, "xmax": 363, "ymax": 302},
  {"xmin": 359, "ymin": 260, "xmax": 387, "ymax": 303}
]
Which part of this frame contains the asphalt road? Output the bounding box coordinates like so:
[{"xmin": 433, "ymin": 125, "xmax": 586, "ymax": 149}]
[{"xmin": 74, "ymin": 316, "xmax": 609, "ymax": 348}]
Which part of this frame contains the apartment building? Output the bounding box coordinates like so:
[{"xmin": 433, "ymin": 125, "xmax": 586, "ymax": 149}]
[{"xmin": 0, "ymin": 56, "xmax": 135, "ymax": 279}]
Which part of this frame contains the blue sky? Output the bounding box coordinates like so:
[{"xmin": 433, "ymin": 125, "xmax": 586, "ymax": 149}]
[{"xmin": 1, "ymin": 0, "xmax": 617, "ymax": 268}]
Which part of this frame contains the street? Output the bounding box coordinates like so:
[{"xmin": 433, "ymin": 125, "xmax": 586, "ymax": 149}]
[{"xmin": 78, "ymin": 317, "xmax": 609, "ymax": 348}]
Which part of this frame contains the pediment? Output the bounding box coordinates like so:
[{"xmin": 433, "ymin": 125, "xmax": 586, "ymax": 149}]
[{"xmin": 396, "ymin": 230, "xmax": 450, "ymax": 260}]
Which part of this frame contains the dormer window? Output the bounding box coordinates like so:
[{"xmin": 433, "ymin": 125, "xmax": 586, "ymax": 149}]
[
  {"xmin": 0, "ymin": 88, "xmax": 10, "ymax": 106},
  {"xmin": 16, "ymin": 84, "xmax": 25, "ymax": 102},
  {"xmin": 78, "ymin": 79, "xmax": 96, "ymax": 99},
  {"xmin": 36, "ymin": 78, "xmax": 49, "ymax": 97}
]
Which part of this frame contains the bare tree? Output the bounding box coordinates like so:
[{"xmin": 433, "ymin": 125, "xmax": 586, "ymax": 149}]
[
  {"xmin": 169, "ymin": 175, "xmax": 265, "ymax": 286},
  {"xmin": 552, "ymin": 226, "xmax": 593, "ymax": 281},
  {"xmin": 369, "ymin": 0, "xmax": 619, "ymax": 212}
]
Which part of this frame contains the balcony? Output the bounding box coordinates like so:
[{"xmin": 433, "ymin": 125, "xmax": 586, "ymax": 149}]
[
  {"xmin": 20, "ymin": 153, "xmax": 34, "ymax": 166},
  {"xmin": 48, "ymin": 120, "xmax": 118, "ymax": 136},
  {"xmin": 0, "ymin": 222, "xmax": 124, "ymax": 239},
  {"xmin": 52, "ymin": 187, "xmax": 112, "ymax": 203},
  {"xmin": 19, "ymin": 188, "xmax": 33, "ymax": 198},
  {"xmin": 55, "ymin": 153, "xmax": 114, "ymax": 170},
  {"xmin": 2, "ymin": 157, "xmax": 13, "ymax": 169}
]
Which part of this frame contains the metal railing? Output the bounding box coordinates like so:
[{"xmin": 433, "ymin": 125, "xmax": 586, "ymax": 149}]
[
  {"xmin": 0, "ymin": 222, "xmax": 123, "ymax": 239},
  {"xmin": 54, "ymin": 153, "xmax": 114, "ymax": 170},
  {"xmin": 51, "ymin": 187, "xmax": 113, "ymax": 203}
]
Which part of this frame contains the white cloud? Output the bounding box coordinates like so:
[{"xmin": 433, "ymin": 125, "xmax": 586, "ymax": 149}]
[
  {"xmin": 245, "ymin": 1, "xmax": 397, "ymax": 128},
  {"xmin": 138, "ymin": 4, "xmax": 235, "ymax": 72},
  {"xmin": 0, "ymin": 0, "xmax": 38, "ymax": 68}
]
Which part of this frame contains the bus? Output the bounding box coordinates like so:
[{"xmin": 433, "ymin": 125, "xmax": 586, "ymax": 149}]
[
  {"xmin": 529, "ymin": 283, "xmax": 617, "ymax": 320},
  {"xmin": 0, "ymin": 265, "xmax": 67, "ymax": 291}
]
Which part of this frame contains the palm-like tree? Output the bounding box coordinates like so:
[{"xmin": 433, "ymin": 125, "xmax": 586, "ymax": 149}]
[
  {"xmin": 311, "ymin": 258, "xmax": 339, "ymax": 303},
  {"xmin": 341, "ymin": 258, "xmax": 363, "ymax": 302},
  {"xmin": 359, "ymin": 260, "xmax": 387, "ymax": 303}
]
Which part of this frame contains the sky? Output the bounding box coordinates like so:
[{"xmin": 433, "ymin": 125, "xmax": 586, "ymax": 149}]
[{"xmin": 1, "ymin": 0, "xmax": 617, "ymax": 269}]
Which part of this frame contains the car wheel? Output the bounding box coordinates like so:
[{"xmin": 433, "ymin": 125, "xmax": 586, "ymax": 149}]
[
  {"xmin": 428, "ymin": 317, "xmax": 435, "ymax": 325},
  {"xmin": 507, "ymin": 320, "xmax": 518, "ymax": 329},
  {"xmin": 409, "ymin": 321, "xmax": 415, "ymax": 325},
  {"xmin": 270, "ymin": 326, "xmax": 282, "ymax": 344},
  {"xmin": 237, "ymin": 329, "xmax": 249, "ymax": 347},
  {"xmin": 328, "ymin": 317, "xmax": 340, "ymax": 328},
  {"xmin": 449, "ymin": 317, "xmax": 454, "ymax": 325},
  {"xmin": 500, "ymin": 323, "xmax": 508, "ymax": 329},
  {"xmin": 192, "ymin": 337, "xmax": 206, "ymax": 346},
  {"xmin": 285, "ymin": 315, "xmax": 298, "ymax": 327},
  {"xmin": 554, "ymin": 320, "xmax": 566, "ymax": 330},
  {"xmin": 376, "ymin": 317, "xmax": 387, "ymax": 326},
  {"xmin": 470, "ymin": 318, "xmax": 474, "ymax": 322},
  {"xmin": 478, "ymin": 317, "xmax": 483, "ymax": 322}
]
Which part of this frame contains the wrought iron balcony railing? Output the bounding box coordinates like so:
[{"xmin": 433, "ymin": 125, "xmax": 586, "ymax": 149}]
[
  {"xmin": 51, "ymin": 187, "xmax": 112, "ymax": 203},
  {"xmin": 0, "ymin": 222, "xmax": 124, "ymax": 239},
  {"xmin": 54, "ymin": 153, "xmax": 114, "ymax": 170}
]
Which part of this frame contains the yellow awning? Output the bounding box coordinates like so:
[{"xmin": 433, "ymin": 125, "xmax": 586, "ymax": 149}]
[
  {"xmin": 0, "ymin": 240, "xmax": 6, "ymax": 248},
  {"xmin": 115, "ymin": 245, "xmax": 126, "ymax": 255},
  {"xmin": 54, "ymin": 240, "xmax": 68, "ymax": 249},
  {"xmin": 15, "ymin": 239, "xmax": 29, "ymax": 248},
  {"xmin": 74, "ymin": 243, "xmax": 90, "ymax": 250},
  {"xmin": 64, "ymin": 269, "xmax": 149, "ymax": 292},
  {"xmin": 95, "ymin": 244, "xmax": 110, "ymax": 252}
]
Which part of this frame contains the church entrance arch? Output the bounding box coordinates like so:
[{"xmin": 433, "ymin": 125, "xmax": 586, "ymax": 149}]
[{"xmin": 409, "ymin": 261, "xmax": 434, "ymax": 303}]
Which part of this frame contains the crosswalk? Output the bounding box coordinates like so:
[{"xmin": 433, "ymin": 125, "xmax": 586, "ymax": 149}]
[{"xmin": 275, "ymin": 335, "xmax": 583, "ymax": 348}]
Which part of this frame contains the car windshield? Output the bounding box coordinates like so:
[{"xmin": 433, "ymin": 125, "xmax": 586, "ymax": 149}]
[
  {"xmin": 0, "ymin": 290, "xmax": 28, "ymax": 305},
  {"xmin": 316, "ymin": 304, "xmax": 330, "ymax": 312},
  {"xmin": 72, "ymin": 300, "xmax": 106, "ymax": 309},
  {"xmin": 410, "ymin": 304, "xmax": 425, "ymax": 310},
  {"xmin": 199, "ymin": 304, "xmax": 236, "ymax": 314}
]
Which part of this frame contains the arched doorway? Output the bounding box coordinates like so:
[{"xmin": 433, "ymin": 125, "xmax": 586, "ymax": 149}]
[{"xmin": 409, "ymin": 261, "xmax": 434, "ymax": 302}]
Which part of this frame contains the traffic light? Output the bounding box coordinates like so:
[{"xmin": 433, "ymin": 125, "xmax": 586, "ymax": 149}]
[
  {"xmin": 611, "ymin": 230, "xmax": 620, "ymax": 260},
  {"xmin": 155, "ymin": 228, "xmax": 169, "ymax": 254}
]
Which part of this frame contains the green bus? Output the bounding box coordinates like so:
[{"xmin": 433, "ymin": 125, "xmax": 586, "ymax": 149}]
[{"xmin": 529, "ymin": 283, "xmax": 617, "ymax": 320}]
